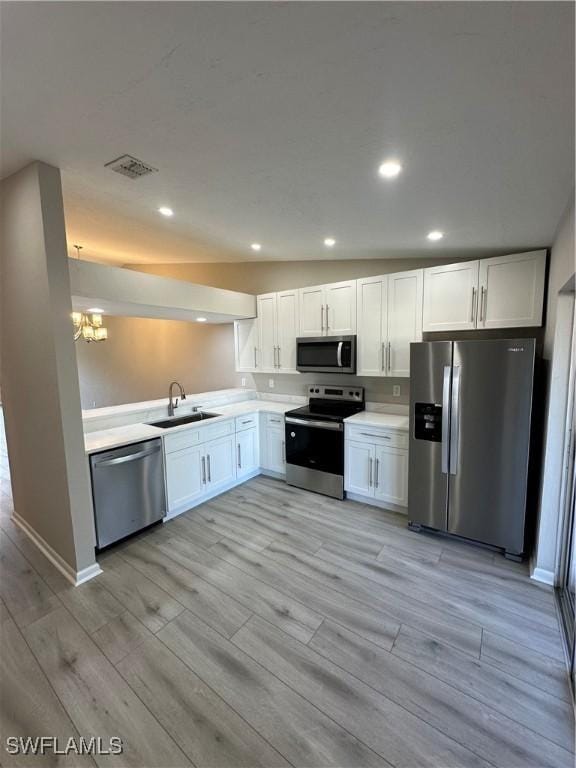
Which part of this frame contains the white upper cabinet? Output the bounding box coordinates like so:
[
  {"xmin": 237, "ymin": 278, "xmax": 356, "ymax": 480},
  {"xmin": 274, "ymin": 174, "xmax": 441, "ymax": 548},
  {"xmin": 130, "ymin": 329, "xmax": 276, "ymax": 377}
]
[
  {"xmin": 423, "ymin": 251, "xmax": 546, "ymax": 333},
  {"xmin": 255, "ymin": 290, "xmax": 299, "ymax": 374},
  {"xmin": 325, "ymin": 280, "xmax": 357, "ymax": 335},
  {"xmin": 234, "ymin": 318, "xmax": 258, "ymax": 372},
  {"xmin": 387, "ymin": 269, "xmax": 423, "ymax": 377},
  {"xmin": 299, "ymin": 285, "xmax": 325, "ymax": 337},
  {"xmin": 275, "ymin": 290, "xmax": 299, "ymax": 372},
  {"xmin": 423, "ymin": 261, "xmax": 480, "ymax": 332},
  {"xmin": 299, "ymin": 280, "xmax": 356, "ymax": 337},
  {"xmin": 356, "ymin": 276, "xmax": 387, "ymax": 376},
  {"xmin": 477, "ymin": 250, "xmax": 546, "ymax": 329},
  {"xmin": 257, "ymin": 293, "xmax": 278, "ymax": 372},
  {"xmin": 356, "ymin": 269, "xmax": 422, "ymax": 378}
]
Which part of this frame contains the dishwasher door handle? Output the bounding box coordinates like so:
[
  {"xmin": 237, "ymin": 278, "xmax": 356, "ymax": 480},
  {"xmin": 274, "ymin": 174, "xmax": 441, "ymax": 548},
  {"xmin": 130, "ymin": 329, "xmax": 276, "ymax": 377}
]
[{"xmin": 93, "ymin": 446, "xmax": 161, "ymax": 467}]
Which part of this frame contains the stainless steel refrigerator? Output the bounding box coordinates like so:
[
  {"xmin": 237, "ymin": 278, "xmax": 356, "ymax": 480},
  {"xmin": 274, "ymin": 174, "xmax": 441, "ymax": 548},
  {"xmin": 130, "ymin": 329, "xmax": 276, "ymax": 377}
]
[{"xmin": 408, "ymin": 339, "xmax": 535, "ymax": 559}]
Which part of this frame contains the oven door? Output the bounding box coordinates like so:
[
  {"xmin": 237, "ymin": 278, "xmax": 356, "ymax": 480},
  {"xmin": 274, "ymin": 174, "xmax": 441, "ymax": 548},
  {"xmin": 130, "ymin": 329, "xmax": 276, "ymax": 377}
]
[
  {"xmin": 285, "ymin": 417, "xmax": 344, "ymax": 498},
  {"xmin": 296, "ymin": 336, "xmax": 356, "ymax": 374}
]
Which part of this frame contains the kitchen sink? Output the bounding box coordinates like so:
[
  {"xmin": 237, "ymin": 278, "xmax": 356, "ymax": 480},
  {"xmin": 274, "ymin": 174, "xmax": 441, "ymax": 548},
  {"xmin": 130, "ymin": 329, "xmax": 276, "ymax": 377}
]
[{"xmin": 147, "ymin": 412, "xmax": 220, "ymax": 429}]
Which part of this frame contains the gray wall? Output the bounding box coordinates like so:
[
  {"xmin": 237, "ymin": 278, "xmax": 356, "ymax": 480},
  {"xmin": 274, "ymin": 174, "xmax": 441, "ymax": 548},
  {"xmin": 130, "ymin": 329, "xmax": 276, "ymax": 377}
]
[
  {"xmin": 0, "ymin": 162, "xmax": 96, "ymax": 574},
  {"xmin": 77, "ymin": 317, "xmax": 243, "ymax": 408}
]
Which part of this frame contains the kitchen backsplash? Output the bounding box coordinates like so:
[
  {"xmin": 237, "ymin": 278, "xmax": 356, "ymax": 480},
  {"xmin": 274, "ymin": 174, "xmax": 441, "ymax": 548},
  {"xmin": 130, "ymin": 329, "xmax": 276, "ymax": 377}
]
[{"xmin": 249, "ymin": 372, "xmax": 409, "ymax": 404}]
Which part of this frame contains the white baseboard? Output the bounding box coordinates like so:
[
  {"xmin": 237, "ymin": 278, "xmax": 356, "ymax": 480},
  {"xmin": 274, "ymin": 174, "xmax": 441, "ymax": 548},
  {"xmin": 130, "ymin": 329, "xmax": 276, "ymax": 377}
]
[
  {"xmin": 12, "ymin": 512, "xmax": 102, "ymax": 587},
  {"xmin": 530, "ymin": 565, "xmax": 556, "ymax": 586},
  {"xmin": 345, "ymin": 491, "xmax": 407, "ymax": 515}
]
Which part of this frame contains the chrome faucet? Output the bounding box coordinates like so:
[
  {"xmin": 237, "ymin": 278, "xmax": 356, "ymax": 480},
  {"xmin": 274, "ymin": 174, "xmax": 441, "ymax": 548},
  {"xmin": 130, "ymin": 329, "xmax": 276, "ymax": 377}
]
[{"xmin": 168, "ymin": 381, "xmax": 186, "ymax": 417}]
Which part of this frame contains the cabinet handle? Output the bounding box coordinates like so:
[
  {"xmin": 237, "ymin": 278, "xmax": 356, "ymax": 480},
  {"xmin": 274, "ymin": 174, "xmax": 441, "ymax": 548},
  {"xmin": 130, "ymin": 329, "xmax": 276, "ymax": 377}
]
[
  {"xmin": 320, "ymin": 305, "xmax": 324, "ymax": 333},
  {"xmin": 471, "ymin": 287, "xmax": 476, "ymax": 323},
  {"xmin": 237, "ymin": 443, "xmax": 241, "ymax": 469},
  {"xmin": 374, "ymin": 458, "xmax": 379, "ymax": 488},
  {"xmin": 277, "ymin": 346, "xmax": 281, "ymax": 369},
  {"xmin": 241, "ymin": 419, "xmax": 252, "ymax": 425},
  {"xmin": 281, "ymin": 440, "xmax": 285, "ymax": 463},
  {"xmin": 360, "ymin": 432, "xmax": 391, "ymax": 439},
  {"xmin": 381, "ymin": 342, "xmax": 386, "ymax": 371},
  {"xmin": 325, "ymin": 304, "xmax": 330, "ymax": 332},
  {"xmin": 368, "ymin": 457, "xmax": 373, "ymax": 487},
  {"xmin": 207, "ymin": 454, "xmax": 211, "ymax": 483},
  {"xmin": 254, "ymin": 347, "xmax": 257, "ymax": 368},
  {"xmin": 480, "ymin": 286, "xmax": 486, "ymax": 322},
  {"xmin": 201, "ymin": 456, "xmax": 206, "ymax": 484},
  {"xmin": 388, "ymin": 341, "xmax": 391, "ymax": 373}
]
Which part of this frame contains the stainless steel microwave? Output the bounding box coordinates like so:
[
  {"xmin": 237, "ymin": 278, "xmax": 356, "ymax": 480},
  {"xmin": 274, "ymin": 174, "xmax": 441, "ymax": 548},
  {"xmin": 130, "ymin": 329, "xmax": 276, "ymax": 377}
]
[{"xmin": 296, "ymin": 336, "xmax": 356, "ymax": 374}]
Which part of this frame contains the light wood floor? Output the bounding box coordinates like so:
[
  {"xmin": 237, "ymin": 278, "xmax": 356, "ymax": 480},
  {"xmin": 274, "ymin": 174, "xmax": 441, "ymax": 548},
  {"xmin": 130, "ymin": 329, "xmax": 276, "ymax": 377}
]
[{"xmin": 1, "ymin": 428, "xmax": 574, "ymax": 766}]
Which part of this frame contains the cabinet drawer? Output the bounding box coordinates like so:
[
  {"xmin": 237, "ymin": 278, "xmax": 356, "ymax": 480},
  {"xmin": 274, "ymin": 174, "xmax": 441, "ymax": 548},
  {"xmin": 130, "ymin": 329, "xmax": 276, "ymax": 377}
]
[
  {"xmin": 164, "ymin": 419, "xmax": 234, "ymax": 454},
  {"xmin": 346, "ymin": 424, "xmax": 408, "ymax": 449},
  {"xmin": 164, "ymin": 429, "xmax": 201, "ymax": 454},
  {"xmin": 265, "ymin": 413, "xmax": 285, "ymax": 427},
  {"xmin": 235, "ymin": 414, "xmax": 258, "ymax": 432}
]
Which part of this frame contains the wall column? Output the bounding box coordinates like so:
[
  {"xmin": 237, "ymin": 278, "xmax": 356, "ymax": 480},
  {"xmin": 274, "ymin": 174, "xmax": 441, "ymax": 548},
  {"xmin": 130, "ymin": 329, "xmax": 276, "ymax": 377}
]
[{"xmin": 0, "ymin": 161, "xmax": 99, "ymax": 583}]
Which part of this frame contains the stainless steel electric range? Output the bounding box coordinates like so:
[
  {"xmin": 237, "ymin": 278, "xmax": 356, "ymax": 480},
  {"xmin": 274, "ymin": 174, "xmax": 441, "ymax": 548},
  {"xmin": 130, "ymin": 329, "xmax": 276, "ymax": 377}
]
[{"xmin": 284, "ymin": 385, "xmax": 365, "ymax": 499}]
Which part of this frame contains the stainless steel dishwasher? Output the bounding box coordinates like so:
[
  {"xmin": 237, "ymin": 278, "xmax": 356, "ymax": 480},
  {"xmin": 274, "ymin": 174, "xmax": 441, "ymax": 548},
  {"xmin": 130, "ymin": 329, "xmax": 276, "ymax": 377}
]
[{"xmin": 90, "ymin": 438, "xmax": 166, "ymax": 549}]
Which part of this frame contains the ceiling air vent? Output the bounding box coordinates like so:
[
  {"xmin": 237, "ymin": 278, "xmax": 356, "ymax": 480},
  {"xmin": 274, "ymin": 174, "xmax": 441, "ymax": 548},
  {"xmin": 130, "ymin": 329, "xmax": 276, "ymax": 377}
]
[{"xmin": 105, "ymin": 154, "xmax": 158, "ymax": 180}]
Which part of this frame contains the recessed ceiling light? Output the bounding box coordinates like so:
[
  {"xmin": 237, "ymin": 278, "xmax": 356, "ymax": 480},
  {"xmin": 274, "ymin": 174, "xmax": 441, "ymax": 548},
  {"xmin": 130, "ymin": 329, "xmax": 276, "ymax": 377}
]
[
  {"xmin": 324, "ymin": 238, "xmax": 336, "ymax": 247},
  {"xmin": 378, "ymin": 160, "xmax": 402, "ymax": 179},
  {"xmin": 87, "ymin": 307, "xmax": 104, "ymax": 313},
  {"xmin": 158, "ymin": 206, "xmax": 174, "ymax": 217},
  {"xmin": 427, "ymin": 230, "xmax": 444, "ymax": 241},
  {"xmin": 196, "ymin": 317, "xmax": 207, "ymax": 323},
  {"xmin": 250, "ymin": 243, "xmax": 262, "ymax": 251}
]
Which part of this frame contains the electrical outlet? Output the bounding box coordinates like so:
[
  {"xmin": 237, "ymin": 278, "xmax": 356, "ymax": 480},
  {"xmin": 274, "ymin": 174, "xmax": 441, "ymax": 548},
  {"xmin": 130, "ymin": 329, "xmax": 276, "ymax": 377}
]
[
  {"xmin": 241, "ymin": 377, "xmax": 247, "ymax": 387},
  {"xmin": 393, "ymin": 385, "xmax": 401, "ymax": 397},
  {"xmin": 268, "ymin": 378, "xmax": 275, "ymax": 389}
]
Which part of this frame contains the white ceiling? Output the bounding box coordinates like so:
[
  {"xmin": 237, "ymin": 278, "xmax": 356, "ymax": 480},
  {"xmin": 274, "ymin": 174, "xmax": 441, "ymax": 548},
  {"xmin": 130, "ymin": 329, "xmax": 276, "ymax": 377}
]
[{"xmin": 1, "ymin": 2, "xmax": 574, "ymax": 265}]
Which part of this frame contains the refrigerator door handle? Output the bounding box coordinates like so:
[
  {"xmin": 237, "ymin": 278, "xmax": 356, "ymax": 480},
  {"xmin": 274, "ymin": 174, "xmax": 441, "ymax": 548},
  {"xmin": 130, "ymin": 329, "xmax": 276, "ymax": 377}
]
[
  {"xmin": 449, "ymin": 366, "xmax": 461, "ymax": 475},
  {"xmin": 441, "ymin": 365, "xmax": 451, "ymax": 474}
]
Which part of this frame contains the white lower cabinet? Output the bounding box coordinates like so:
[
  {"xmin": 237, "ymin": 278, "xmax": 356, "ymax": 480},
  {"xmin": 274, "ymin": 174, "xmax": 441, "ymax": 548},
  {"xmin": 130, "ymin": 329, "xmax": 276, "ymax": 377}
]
[
  {"xmin": 205, "ymin": 434, "xmax": 236, "ymax": 490},
  {"xmin": 345, "ymin": 426, "xmax": 408, "ymax": 509},
  {"xmin": 236, "ymin": 426, "xmax": 259, "ymax": 479},
  {"xmin": 373, "ymin": 445, "xmax": 409, "ymax": 507},
  {"xmin": 261, "ymin": 414, "xmax": 286, "ymax": 474},
  {"xmin": 165, "ymin": 425, "xmax": 237, "ymax": 516},
  {"xmin": 166, "ymin": 444, "xmax": 205, "ymax": 513}
]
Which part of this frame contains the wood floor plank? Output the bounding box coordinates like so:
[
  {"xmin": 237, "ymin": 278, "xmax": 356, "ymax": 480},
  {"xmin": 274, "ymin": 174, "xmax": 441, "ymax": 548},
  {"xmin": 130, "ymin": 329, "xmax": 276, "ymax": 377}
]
[
  {"xmin": 480, "ymin": 630, "xmax": 573, "ymax": 703},
  {"xmin": 0, "ymin": 534, "xmax": 61, "ymax": 629},
  {"xmin": 23, "ymin": 607, "xmax": 191, "ymax": 767},
  {"xmin": 97, "ymin": 555, "xmax": 185, "ymax": 633},
  {"xmin": 163, "ymin": 514, "xmax": 222, "ymax": 548},
  {"xmin": 249, "ymin": 539, "xmax": 483, "ymax": 656},
  {"xmin": 149, "ymin": 533, "xmax": 323, "ymax": 643},
  {"xmin": 391, "ymin": 624, "xmax": 575, "ymax": 753},
  {"xmin": 232, "ymin": 615, "xmax": 494, "ymax": 768},
  {"xmin": 208, "ymin": 496, "xmax": 325, "ymax": 553},
  {"xmin": 0, "ymin": 616, "xmax": 96, "ymax": 767},
  {"xmin": 194, "ymin": 505, "xmax": 275, "ymax": 551},
  {"xmin": 266, "ymin": 539, "xmax": 562, "ymax": 660},
  {"xmin": 91, "ymin": 610, "xmax": 153, "ymax": 665},
  {"xmin": 318, "ymin": 541, "xmax": 559, "ymax": 631},
  {"xmin": 117, "ymin": 635, "xmax": 292, "ymax": 768},
  {"xmin": 159, "ymin": 609, "xmax": 392, "ymax": 768},
  {"xmin": 309, "ymin": 619, "xmax": 573, "ymax": 767},
  {"xmin": 209, "ymin": 539, "xmax": 401, "ymax": 651},
  {"xmin": 119, "ymin": 539, "xmax": 252, "ymax": 638},
  {"xmin": 0, "ymin": 518, "xmax": 71, "ymax": 594},
  {"xmin": 58, "ymin": 580, "xmax": 125, "ymax": 635}
]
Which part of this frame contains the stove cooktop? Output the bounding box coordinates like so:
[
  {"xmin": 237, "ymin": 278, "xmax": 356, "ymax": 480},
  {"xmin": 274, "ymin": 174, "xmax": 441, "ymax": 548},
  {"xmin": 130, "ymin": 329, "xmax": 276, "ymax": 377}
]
[{"xmin": 285, "ymin": 402, "xmax": 364, "ymax": 423}]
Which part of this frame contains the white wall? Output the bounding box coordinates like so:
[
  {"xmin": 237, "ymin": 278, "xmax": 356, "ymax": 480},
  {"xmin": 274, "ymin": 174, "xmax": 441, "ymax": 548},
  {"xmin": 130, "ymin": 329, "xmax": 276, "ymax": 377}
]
[
  {"xmin": 0, "ymin": 162, "xmax": 98, "ymax": 580},
  {"xmin": 533, "ymin": 193, "xmax": 575, "ymax": 584}
]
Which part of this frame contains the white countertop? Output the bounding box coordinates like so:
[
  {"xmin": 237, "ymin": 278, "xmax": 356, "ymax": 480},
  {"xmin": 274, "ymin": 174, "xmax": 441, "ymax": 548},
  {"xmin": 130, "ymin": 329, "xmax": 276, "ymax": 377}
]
[
  {"xmin": 84, "ymin": 399, "xmax": 297, "ymax": 454},
  {"xmin": 83, "ymin": 388, "xmax": 408, "ymax": 454},
  {"xmin": 345, "ymin": 411, "xmax": 409, "ymax": 431}
]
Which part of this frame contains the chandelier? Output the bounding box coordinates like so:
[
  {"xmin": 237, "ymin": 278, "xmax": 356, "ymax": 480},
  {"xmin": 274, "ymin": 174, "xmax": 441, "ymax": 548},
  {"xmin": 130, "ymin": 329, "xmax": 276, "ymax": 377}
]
[{"xmin": 71, "ymin": 245, "xmax": 109, "ymax": 343}]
